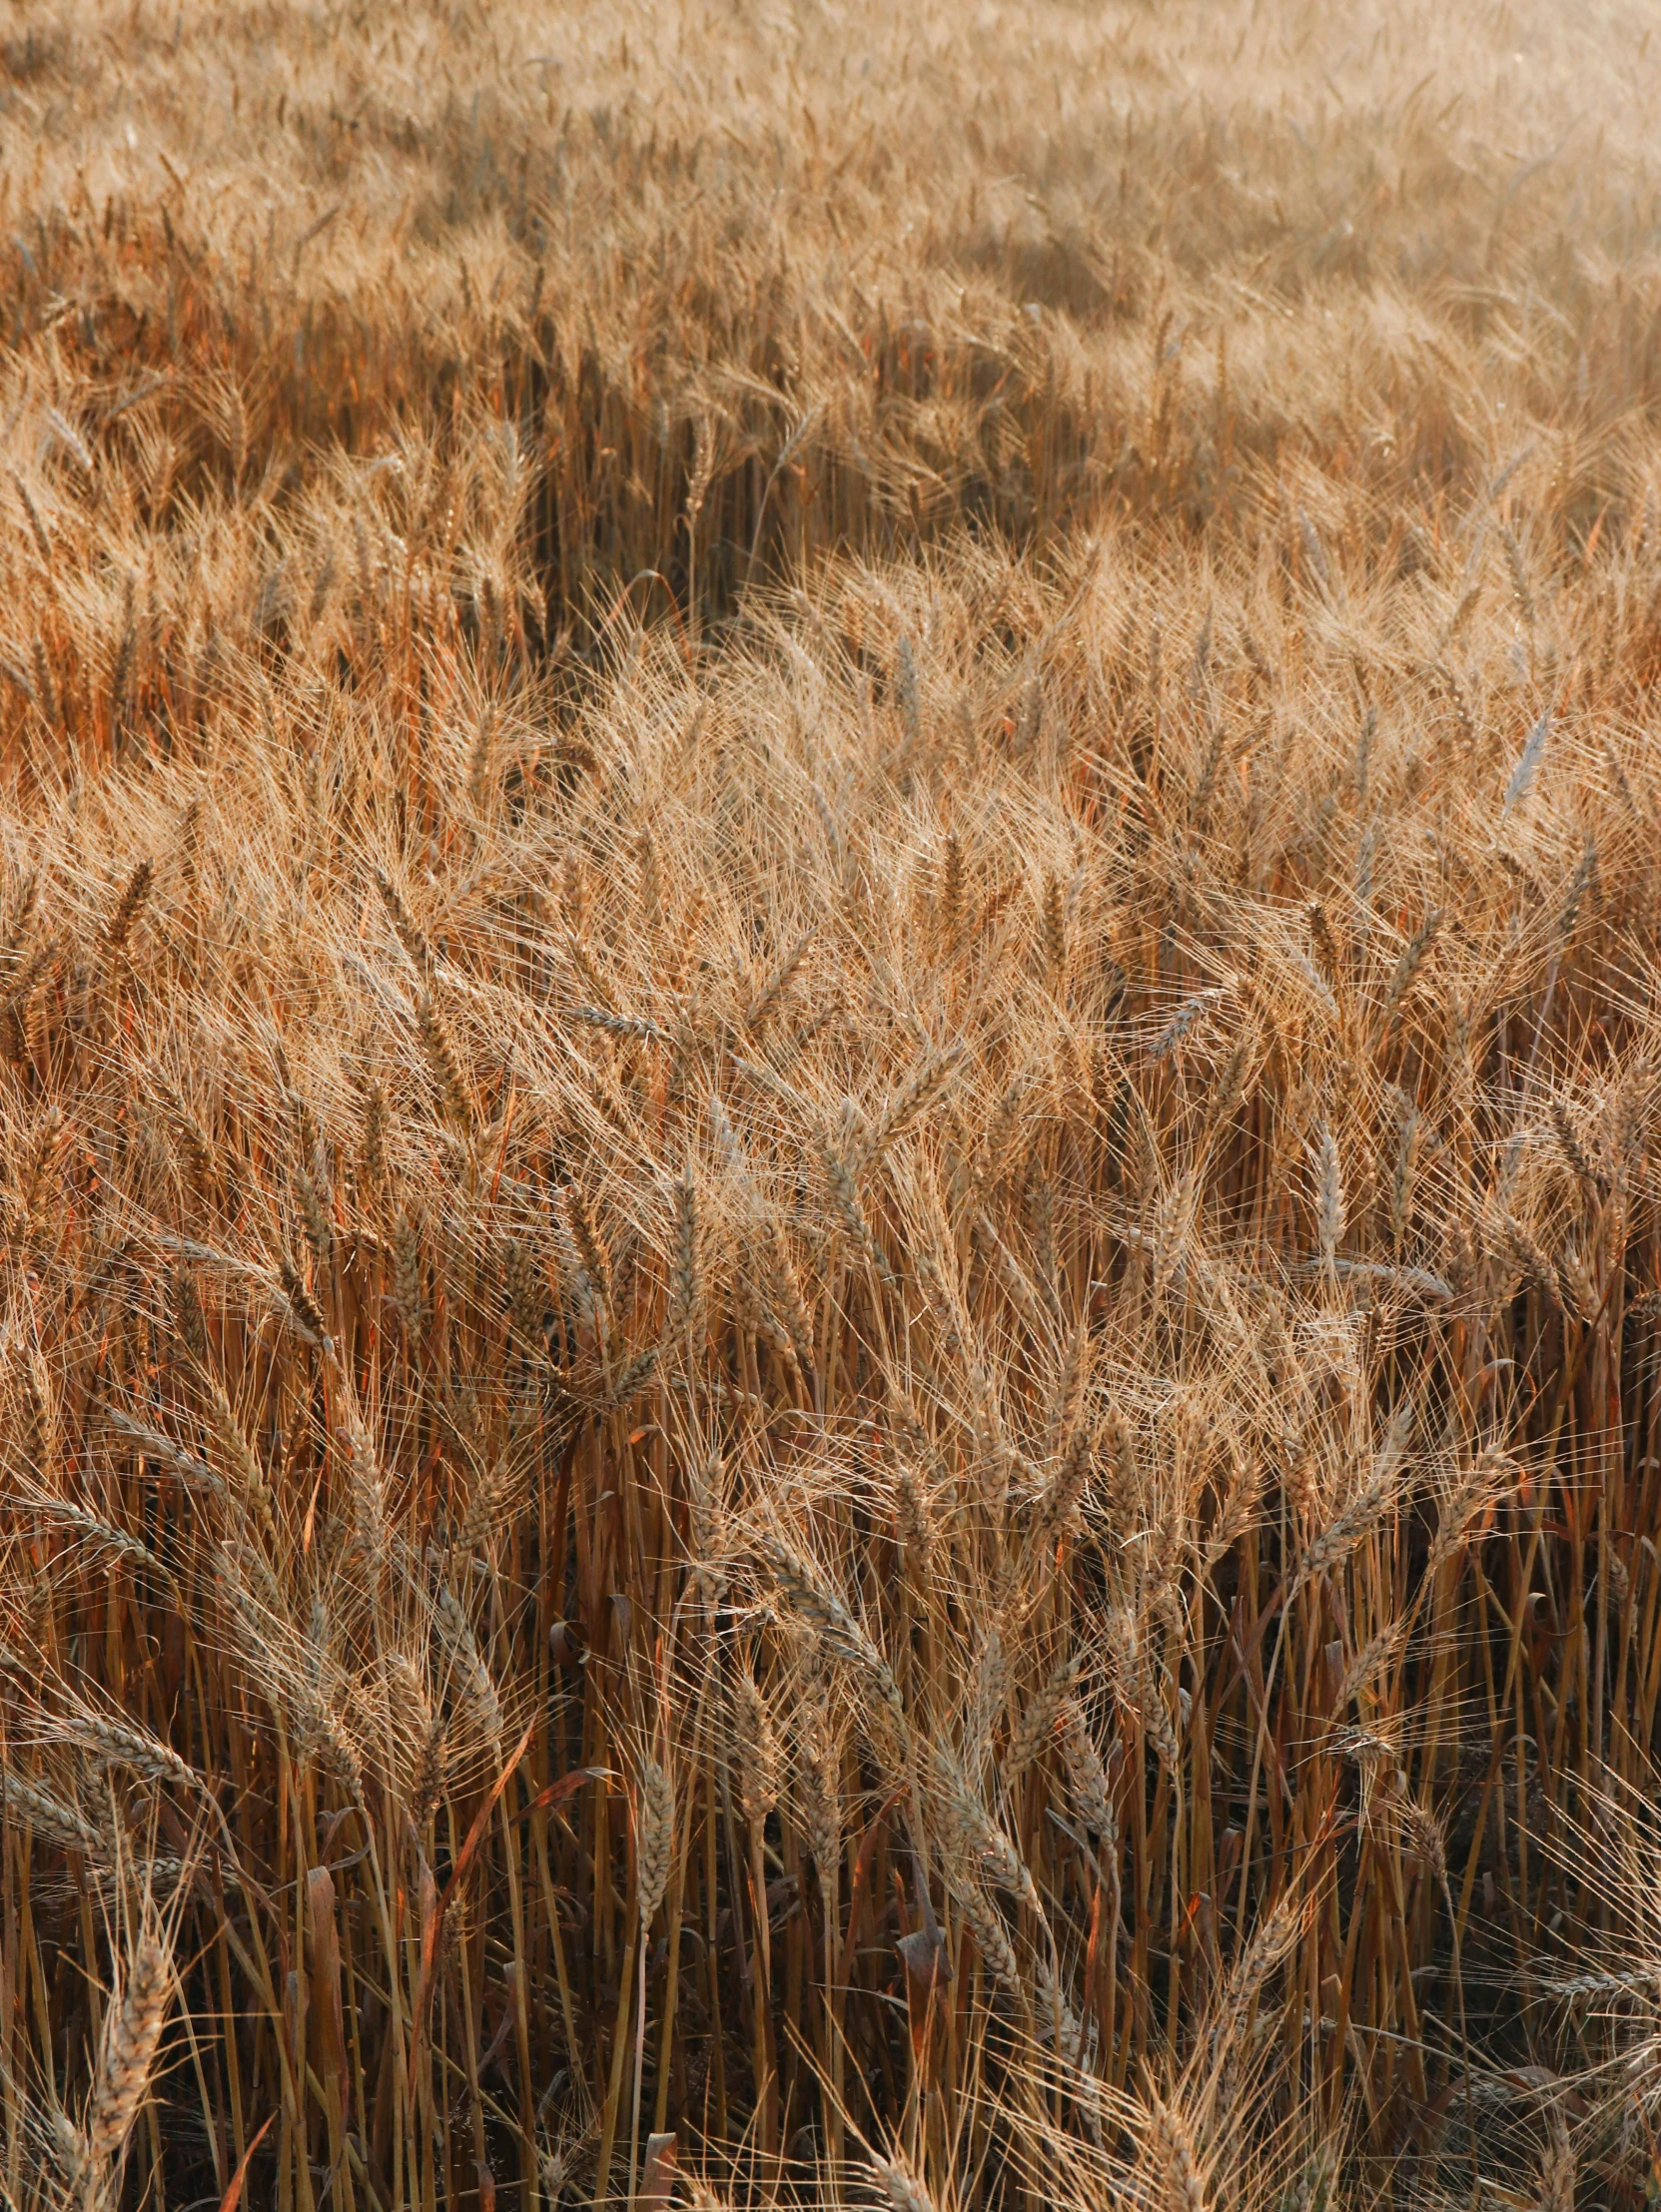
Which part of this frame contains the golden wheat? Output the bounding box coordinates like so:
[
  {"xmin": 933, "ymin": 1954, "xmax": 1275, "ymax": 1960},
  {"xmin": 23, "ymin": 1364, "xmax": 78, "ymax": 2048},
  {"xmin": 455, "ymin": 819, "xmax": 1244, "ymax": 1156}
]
[{"xmin": 2, "ymin": 2, "xmax": 1661, "ymax": 2208}]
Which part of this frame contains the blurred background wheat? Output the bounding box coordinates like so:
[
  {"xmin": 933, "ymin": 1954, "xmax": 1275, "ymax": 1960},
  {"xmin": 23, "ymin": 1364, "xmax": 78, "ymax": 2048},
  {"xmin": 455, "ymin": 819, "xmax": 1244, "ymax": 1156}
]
[{"xmin": 5, "ymin": 1, "xmax": 1661, "ymax": 2207}]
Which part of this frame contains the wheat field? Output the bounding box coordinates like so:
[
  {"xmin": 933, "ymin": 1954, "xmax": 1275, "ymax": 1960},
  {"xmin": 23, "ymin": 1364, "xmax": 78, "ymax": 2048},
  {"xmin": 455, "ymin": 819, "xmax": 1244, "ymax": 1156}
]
[{"xmin": 4, "ymin": 1, "xmax": 1661, "ymax": 2206}]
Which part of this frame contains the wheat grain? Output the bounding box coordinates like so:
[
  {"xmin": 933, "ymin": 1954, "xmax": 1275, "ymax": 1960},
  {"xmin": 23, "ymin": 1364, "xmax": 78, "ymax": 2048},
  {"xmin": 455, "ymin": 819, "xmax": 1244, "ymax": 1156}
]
[
  {"xmin": 86, "ymin": 1928, "xmax": 172, "ymax": 2177},
  {"xmin": 1536, "ymin": 2113, "xmax": 1575, "ymax": 2212},
  {"xmin": 1313, "ymin": 1123, "xmax": 1344, "ymax": 1268},
  {"xmin": 435, "ymin": 1581, "xmax": 502, "ymax": 1750},
  {"xmin": 1501, "ymin": 709, "xmax": 1551, "ymax": 822},
  {"xmin": 104, "ymin": 858, "xmax": 155, "ymax": 956},
  {"xmin": 415, "ymin": 991, "xmax": 471, "ymax": 1129},
  {"xmin": 733, "ymin": 1667, "xmax": 780, "ymax": 1832},
  {"xmin": 874, "ymin": 2157, "xmax": 936, "ymax": 2212},
  {"xmin": 1, "ymin": 1769, "xmax": 99, "ymax": 1853},
  {"xmin": 636, "ymin": 1754, "xmax": 674, "ymax": 1927},
  {"xmin": 1147, "ymin": 2099, "xmax": 1208, "ymax": 2212},
  {"xmin": 1003, "ymin": 1657, "xmax": 1080, "ymax": 1782}
]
